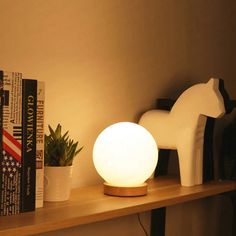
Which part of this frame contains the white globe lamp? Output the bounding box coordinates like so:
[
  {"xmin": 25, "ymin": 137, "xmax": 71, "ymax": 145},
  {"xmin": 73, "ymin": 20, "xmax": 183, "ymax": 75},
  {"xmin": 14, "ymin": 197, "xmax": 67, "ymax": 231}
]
[{"xmin": 93, "ymin": 122, "xmax": 158, "ymax": 196}]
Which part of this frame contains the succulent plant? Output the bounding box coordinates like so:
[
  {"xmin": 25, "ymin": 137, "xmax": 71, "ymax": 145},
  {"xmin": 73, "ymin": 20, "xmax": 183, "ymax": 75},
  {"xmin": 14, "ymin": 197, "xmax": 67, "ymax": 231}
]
[{"xmin": 44, "ymin": 124, "xmax": 83, "ymax": 166}]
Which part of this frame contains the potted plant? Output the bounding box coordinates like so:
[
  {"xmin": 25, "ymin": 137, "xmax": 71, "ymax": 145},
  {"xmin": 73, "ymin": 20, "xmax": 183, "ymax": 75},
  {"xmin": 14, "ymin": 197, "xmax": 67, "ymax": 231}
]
[{"xmin": 44, "ymin": 124, "xmax": 83, "ymax": 201}]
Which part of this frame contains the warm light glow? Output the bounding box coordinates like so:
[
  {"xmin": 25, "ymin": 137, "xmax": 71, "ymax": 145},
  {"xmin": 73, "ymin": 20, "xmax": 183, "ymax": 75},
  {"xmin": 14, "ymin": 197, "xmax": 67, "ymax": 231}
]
[{"xmin": 93, "ymin": 122, "xmax": 158, "ymax": 187}]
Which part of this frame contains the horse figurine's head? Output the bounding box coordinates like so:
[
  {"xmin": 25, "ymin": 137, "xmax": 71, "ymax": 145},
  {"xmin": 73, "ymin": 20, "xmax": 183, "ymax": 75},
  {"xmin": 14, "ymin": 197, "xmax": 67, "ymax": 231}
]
[
  {"xmin": 203, "ymin": 78, "xmax": 226, "ymax": 118},
  {"xmin": 171, "ymin": 78, "xmax": 226, "ymax": 119}
]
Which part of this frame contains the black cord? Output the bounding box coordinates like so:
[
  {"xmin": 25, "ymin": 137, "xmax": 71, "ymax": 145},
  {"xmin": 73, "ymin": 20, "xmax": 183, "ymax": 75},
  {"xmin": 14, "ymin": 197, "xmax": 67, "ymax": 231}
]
[{"xmin": 137, "ymin": 213, "xmax": 149, "ymax": 236}]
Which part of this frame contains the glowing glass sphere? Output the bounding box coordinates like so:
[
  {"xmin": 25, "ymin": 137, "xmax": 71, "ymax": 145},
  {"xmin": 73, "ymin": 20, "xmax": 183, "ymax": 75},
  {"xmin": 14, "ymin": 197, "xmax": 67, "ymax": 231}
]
[{"xmin": 93, "ymin": 122, "xmax": 158, "ymax": 187}]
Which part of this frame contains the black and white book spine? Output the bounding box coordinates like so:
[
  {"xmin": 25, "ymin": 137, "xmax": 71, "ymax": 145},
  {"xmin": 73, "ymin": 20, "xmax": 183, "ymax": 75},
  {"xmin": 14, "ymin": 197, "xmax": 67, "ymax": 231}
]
[
  {"xmin": 20, "ymin": 79, "xmax": 37, "ymax": 212},
  {"xmin": 36, "ymin": 81, "xmax": 45, "ymax": 208},
  {"xmin": 0, "ymin": 71, "xmax": 22, "ymax": 216}
]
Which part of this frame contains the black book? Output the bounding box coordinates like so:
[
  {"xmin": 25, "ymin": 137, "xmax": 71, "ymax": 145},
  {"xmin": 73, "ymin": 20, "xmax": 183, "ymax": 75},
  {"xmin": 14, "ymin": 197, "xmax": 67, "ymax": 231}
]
[{"xmin": 20, "ymin": 79, "xmax": 37, "ymax": 212}]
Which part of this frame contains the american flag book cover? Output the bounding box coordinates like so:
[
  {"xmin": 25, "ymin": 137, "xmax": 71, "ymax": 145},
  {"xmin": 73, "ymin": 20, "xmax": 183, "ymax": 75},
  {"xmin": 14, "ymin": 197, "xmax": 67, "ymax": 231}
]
[{"xmin": 0, "ymin": 71, "xmax": 22, "ymax": 216}]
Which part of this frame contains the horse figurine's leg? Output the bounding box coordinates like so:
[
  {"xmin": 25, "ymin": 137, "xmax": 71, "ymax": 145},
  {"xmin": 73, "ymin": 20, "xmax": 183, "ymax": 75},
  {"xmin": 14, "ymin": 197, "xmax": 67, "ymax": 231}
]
[
  {"xmin": 194, "ymin": 116, "xmax": 207, "ymax": 185},
  {"xmin": 177, "ymin": 116, "xmax": 207, "ymax": 186},
  {"xmin": 177, "ymin": 136, "xmax": 196, "ymax": 186}
]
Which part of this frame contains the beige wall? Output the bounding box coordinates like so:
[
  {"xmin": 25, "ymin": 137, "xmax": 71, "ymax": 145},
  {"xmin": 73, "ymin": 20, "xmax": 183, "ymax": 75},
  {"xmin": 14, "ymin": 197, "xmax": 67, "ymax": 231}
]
[{"xmin": 0, "ymin": 0, "xmax": 236, "ymax": 235}]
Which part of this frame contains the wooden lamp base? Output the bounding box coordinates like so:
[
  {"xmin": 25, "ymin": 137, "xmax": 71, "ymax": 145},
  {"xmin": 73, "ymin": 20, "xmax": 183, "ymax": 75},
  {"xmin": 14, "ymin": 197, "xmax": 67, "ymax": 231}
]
[{"xmin": 103, "ymin": 182, "xmax": 148, "ymax": 197}]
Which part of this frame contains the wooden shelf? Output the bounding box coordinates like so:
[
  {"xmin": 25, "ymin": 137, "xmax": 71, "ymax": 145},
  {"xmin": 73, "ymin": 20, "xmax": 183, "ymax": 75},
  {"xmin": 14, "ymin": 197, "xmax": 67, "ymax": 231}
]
[{"xmin": 0, "ymin": 176, "xmax": 236, "ymax": 235}]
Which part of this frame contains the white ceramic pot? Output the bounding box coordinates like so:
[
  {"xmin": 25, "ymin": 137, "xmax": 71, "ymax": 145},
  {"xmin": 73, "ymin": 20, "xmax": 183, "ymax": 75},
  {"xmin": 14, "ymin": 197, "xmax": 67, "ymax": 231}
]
[{"xmin": 44, "ymin": 166, "xmax": 73, "ymax": 202}]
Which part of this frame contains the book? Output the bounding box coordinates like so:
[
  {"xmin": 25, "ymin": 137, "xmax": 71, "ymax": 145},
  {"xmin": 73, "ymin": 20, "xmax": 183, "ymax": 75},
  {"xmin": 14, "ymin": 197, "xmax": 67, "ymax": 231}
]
[
  {"xmin": 0, "ymin": 71, "xmax": 2, "ymax": 215},
  {"xmin": 20, "ymin": 79, "xmax": 37, "ymax": 212},
  {"xmin": 0, "ymin": 71, "xmax": 22, "ymax": 216},
  {"xmin": 36, "ymin": 81, "xmax": 45, "ymax": 208}
]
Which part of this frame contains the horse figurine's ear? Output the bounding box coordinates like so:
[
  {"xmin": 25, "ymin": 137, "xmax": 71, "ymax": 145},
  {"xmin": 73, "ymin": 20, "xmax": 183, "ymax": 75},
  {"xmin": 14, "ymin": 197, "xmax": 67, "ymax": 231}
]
[
  {"xmin": 219, "ymin": 78, "xmax": 235, "ymax": 114},
  {"xmin": 207, "ymin": 78, "xmax": 219, "ymax": 90}
]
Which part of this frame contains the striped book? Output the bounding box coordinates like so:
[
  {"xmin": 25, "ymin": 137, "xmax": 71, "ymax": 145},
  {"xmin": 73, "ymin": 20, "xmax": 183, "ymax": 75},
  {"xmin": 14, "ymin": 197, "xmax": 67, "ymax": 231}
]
[
  {"xmin": 36, "ymin": 81, "xmax": 45, "ymax": 208},
  {"xmin": 0, "ymin": 71, "xmax": 22, "ymax": 216}
]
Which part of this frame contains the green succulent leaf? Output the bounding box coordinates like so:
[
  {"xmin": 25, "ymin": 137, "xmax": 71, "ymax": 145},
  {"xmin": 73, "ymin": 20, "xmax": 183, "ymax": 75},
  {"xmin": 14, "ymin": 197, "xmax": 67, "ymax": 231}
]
[{"xmin": 44, "ymin": 124, "xmax": 83, "ymax": 166}]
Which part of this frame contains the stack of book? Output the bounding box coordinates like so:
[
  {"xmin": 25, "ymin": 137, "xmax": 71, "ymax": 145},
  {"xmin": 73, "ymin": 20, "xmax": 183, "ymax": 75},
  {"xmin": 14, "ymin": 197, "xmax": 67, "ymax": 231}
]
[{"xmin": 0, "ymin": 70, "xmax": 45, "ymax": 216}]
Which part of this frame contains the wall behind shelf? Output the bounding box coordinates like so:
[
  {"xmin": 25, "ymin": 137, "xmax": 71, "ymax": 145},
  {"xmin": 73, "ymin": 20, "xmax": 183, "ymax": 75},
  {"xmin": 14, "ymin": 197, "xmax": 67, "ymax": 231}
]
[{"xmin": 0, "ymin": 0, "xmax": 236, "ymax": 235}]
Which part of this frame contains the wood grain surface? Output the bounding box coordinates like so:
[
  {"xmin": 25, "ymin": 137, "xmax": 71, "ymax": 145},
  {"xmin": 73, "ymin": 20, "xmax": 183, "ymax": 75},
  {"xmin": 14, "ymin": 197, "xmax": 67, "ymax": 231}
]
[{"xmin": 0, "ymin": 176, "xmax": 235, "ymax": 235}]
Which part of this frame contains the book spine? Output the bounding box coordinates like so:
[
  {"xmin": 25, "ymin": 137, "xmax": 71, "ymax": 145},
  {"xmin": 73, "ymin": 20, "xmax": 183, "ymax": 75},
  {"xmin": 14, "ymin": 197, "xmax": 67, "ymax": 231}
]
[
  {"xmin": 20, "ymin": 79, "xmax": 37, "ymax": 212},
  {"xmin": 0, "ymin": 71, "xmax": 22, "ymax": 216},
  {"xmin": 0, "ymin": 71, "xmax": 3, "ymax": 215},
  {"xmin": 36, "ymin": 81, "xmax": 45, "ymax": 208}
]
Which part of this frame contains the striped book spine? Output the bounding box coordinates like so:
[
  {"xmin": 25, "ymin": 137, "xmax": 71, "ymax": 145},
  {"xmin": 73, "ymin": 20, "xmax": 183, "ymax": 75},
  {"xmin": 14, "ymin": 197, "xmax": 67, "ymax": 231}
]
[
  {"xmin": 36, "ymin": 81, "xmax": 45, "ymax": 208},
  {"xmin": 0, "ymin": 71, "xmax": 22, "ymax": 216}
]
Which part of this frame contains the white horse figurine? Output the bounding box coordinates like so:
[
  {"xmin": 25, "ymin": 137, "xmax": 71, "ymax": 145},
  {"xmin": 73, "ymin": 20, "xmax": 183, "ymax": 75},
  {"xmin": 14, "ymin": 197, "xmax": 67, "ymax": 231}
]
[{"xmin": 139, "ymin": 78, "xmax": 226, "ymax": 186}]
